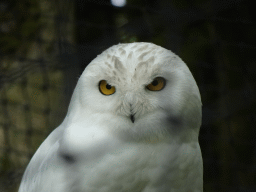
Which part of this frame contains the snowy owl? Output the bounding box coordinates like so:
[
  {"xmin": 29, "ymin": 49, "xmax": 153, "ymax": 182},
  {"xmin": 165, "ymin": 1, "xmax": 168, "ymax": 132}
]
[{"xmin": 19, "ymin": 42, "xmax": 203, "ymax": 192}]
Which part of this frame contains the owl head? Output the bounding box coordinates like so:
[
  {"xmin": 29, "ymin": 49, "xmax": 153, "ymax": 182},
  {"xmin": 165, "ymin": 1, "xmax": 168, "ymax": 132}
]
[{"xmin": 66, "ymin": 42, "xmax": 202, "ymax": 143}]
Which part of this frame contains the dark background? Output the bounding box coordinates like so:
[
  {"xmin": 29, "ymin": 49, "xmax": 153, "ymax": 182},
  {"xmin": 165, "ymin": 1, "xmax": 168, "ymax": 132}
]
[{"xmin": 0, "ymin": 0, "xmax": 256, "ymax": 191}]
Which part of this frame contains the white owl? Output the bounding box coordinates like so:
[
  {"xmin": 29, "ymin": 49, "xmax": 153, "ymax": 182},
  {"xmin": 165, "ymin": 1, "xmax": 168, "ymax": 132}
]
[{"xmin": 18, "ymin": 42, "xmax": 203, "ymax": 192}]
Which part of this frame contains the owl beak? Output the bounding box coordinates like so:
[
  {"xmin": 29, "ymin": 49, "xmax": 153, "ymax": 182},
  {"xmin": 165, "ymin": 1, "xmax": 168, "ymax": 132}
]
[{"xmin": 130, "ymin": 114, "xmax": 135, "ymax": 123}]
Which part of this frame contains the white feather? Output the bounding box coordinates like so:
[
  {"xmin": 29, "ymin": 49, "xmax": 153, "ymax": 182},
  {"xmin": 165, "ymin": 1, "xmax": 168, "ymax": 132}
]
[{"xmin": 19, "ymin": 42, "xmax": 203, "ymax": 192}]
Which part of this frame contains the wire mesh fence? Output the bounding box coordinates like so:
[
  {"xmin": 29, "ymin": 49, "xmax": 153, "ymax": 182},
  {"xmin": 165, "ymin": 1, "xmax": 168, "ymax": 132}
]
[{"xmin": 0, "ymin": 0, "xmax": 256, "ymax": 191}]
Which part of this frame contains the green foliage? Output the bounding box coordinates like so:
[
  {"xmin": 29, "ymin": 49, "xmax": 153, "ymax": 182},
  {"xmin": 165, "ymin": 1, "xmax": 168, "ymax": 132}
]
[{"xmin": 0, "ymin": 0, "xmax": 41, "ymax": 55}]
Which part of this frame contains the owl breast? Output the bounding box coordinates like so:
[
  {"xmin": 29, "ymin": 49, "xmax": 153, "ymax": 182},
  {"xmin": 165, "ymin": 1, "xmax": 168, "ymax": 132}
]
[{"xmin": 71, "ymin": 141, "xmax": 202, "ymax": 192}]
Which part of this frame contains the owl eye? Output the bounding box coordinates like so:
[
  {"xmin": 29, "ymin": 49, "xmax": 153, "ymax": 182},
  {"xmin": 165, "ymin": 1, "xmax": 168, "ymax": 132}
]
[
  {"xmin": 99, "ymin": 80, "xmax": 116, "ymax": 95},
  {"xmin": 146, "ymin": 77, "xmax": 166, "ymax": 91}
]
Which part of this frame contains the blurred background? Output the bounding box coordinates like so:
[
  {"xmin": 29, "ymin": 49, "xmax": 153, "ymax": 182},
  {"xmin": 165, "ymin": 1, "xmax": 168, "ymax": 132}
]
[{"xmin": 0, "ymin": 0, "xmax": 255, "ymax": 191}]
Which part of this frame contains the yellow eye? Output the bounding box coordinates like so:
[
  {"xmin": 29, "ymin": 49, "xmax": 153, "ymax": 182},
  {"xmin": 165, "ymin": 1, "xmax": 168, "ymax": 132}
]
[
  {"xmin": 99, "ymin": 80, "xmax": 116, "ymax": 95},
  {"xmin": 146, "ymin": 77, "xmax": 166, "ymax": 91}
]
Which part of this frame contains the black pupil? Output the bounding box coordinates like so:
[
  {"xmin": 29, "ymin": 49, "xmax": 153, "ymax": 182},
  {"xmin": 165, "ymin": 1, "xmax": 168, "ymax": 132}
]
[
  {"xmin": 106, "ymin": 84, "xmax": 112, "ymax": 89},
  {"xmin": 152, "ymin": 80, "xmax": 158, "ymax": 86}
]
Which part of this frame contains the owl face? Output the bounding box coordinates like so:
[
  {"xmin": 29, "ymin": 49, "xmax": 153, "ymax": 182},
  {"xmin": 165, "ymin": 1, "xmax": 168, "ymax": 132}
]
[{"xmin": 68, "ymin": 42, "xmax": 202, "ymax": 143}]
